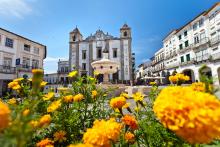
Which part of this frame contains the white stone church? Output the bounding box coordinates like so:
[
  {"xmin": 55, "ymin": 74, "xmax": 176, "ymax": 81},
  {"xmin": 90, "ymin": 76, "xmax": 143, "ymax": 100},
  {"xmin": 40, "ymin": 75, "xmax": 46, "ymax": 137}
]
[{"xmin": 69, "ymin": 24, "xmax": 133, "ymax": 84}]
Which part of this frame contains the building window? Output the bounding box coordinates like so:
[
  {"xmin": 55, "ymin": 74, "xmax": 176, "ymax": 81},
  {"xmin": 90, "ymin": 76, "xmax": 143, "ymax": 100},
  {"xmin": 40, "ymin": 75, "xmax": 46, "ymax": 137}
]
[
  {"xmin": 179, "ymin": 44, "xmax": 183, "ymax": 50},
  {"xmin": 5, "ymin": 37, "xmax": 13, "ymax": 48},
  {"xmin": 178, "ymin": 35, "xmax": 182, "ymax": 40},
  {"xmin": 82, "ymin": 63, "xmax": 86, "ymax": 70},
  {"xmin": 186, "ymin": 54, "xmax": 190, "ymax": 61},
  {"xmin": 181, "ymin": 56, "xmax": 184, "ymax": 62},
  {"xmin": 0, "ymin": 35, "xmax": 1, "ymax": 43},
  {"xmin": 193, "ymin": 23, "xmax": 198, "ymax": 31},
  {"xmin": 32, "ymin": 59, "xmax": 39, "ymax": 69},
  {"xmin": 199, "ymin": 18, "xmax": 204, "ymax": 27},
  {"xmin": 194, "ymin": 36, "xmax": 199, "ymax": 44},
  {"xmin": 3, "ymin": 57, "xmax": 12, "ymax": 68},
  {"xmin": 184, "ymin": 31, "xmax": 187, "ymax": 37},
  {"xmin": 24, "ymin": 44, "xmax": 30, "ymax": 52},
  {"xmin": 65, "ymin": 67, "xmax": 69, "ymax": 72},
  {"xmin": 113, "ymin": 48, "xmax": 117, "ymax": 58},
  {"xmin": 82, "ymin": 50, "xmax": 86, "ymax": 59},
  {"xmin": 97, "ymin": 48, "xmax": 102, "ymax": 58},
  {"xmin": 34, "ymin": 47, "xmax": 39, "ymax": 54},
  {"xmin": 124, "ymin": 31, "xmax": 127, "ymax": 37},
  {"xmin": 185, "ymin": 40, "xmax": 189, "ymax": 47},
  {"xmin": 22, "ymin": 57, "xmax": 30, "ymax": 68},
  {"xmin": 72, "ymin": 35, "xmax": 76, "ymax": 41}
]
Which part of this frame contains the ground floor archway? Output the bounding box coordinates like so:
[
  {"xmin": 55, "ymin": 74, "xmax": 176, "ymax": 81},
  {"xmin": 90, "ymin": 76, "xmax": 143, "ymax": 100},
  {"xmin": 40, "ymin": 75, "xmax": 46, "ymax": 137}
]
[
  {"xmin": 97, "ymin": 74, "xmax": 104, "ymax": 83},
  {"xmin": 199, "ymin": 65, "xmax": 212, "ymax": 80},
  {"xmin": 182, "ymin": 69, "xmax": 195, "ymax": 83}
]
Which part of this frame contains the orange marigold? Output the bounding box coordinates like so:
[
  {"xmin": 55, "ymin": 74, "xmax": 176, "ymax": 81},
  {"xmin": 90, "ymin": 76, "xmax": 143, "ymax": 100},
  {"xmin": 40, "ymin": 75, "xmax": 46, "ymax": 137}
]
[
  {"xmin": 122, "ymin": 115, "xmax": 138, "ymax": 130},
  {"xmin": 110, "ymin": 96, "xmax": 126, "ymax": 109},
  {"xmin": 39, "ymin": 114, "xmax": 51, "ymax": 127},
  {"xmin": 83, "ymin": 118, "xmax": 122, "ymax": 146},
  {"xmin": 63, "ymin": 95, "xmax": 74, "ymax": 103},
  {"xmin": 54, "ymin": 130, "xmax": 67, "ymax": 143},
  {"xmin": 125, "ymin": 132, "xmax": 135, "ymax": 144},
  {"xmin": 68, "ymin": 144, "xmax": 94, "ymax": 147},
  {"xmin": 73, "ymin": 93, "xmax": 84, "ymax": 102},
  {"xmin": 36, "ymin": 138, "xmax": 54, "ymax": 147},
  {"xmin": 0, "ymin": 101, "xmax": 10, "ymax": 130},
  {"xmin": 153, "ymin": 86, "xmax": 220, "ymax": 144}
]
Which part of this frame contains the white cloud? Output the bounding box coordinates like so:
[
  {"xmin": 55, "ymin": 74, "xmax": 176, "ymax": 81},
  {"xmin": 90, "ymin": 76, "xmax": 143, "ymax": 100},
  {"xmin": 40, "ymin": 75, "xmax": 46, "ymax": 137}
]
[
  {"xmin": 44, "ymin": 56, "xmax": 68, "ymax": 74},
  {"xmin": 0, "ymin": 0, "xmax": 33, "ymax": 18},
  {"xmin": 141, "ymin": 58, "xmax": 150, "ymax": 63}
]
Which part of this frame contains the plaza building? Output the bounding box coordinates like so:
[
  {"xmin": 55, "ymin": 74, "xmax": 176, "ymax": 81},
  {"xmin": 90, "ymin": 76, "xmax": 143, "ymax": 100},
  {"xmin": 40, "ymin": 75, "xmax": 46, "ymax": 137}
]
[
  {"xmin": 69, "ymin": 24, "xmax": 133, "ymax": 84},
  {"xmin": 0, "ymin": 28, "xmax": 46, "ymax": 96},
  {"xmin": 162, "ymin": 2, "xmax": 220, "ymax": 85}
]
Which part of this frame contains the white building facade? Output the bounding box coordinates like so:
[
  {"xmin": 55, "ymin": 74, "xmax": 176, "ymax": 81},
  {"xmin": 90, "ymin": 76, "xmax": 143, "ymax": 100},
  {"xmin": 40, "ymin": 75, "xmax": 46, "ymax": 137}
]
[
  {"xmin": 162, "ymin": 2, "xmax": 220, "ymax": 85},
  {"xmin": 0, "ymin": 28, "xmax": 47, "ymax": 96},
  {"xmin": 69, "ymin": 24, "xmax": 133, "ymax": 84}
]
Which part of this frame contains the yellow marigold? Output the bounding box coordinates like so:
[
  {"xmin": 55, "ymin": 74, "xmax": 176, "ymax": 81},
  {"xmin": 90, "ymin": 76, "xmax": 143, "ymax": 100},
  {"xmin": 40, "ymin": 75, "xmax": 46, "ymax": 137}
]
[
  {"xmin": 53, "ymin": 130, "xmax": 67, "ymax": 143},
  {"xmin": 8, "ymin": 81, "xmax": 21, "ymax": 90},
  {"xmin": 58, "ymin": 87, "xmax": 71, "ymax": 93},
  {"xmin": 73, "ymin": 93, "xmax": 84, "ymax": 102},
  {"xmin": 134, "ymin": 107, "xmax": 140, "ymax": 112},
  {"xmin": 191, "ymin": 82, "xmax": 206, "ymax": 92},
  {"xmin": 68, "ymin": 144, "xmax": 94, "ymax": 147},
  {"xmin": 32, "ymin": 69, "xmax": 44, "ymax": 75},
  {"xmin": 110, "ymin": 96, "xmax": 126, "ymax": 109},
  {"xmin": 169, "ymin": 75, "xmax": 178, "ymax": 83},
  {"xmin": 63, "ymin": 95, "xmax": 74, "ymax": 103},
  {"xmin": 125, "ymin": 132, "xmax": 135, "ymax": 144},
  {"xmin": 83, "ymin": 118, "xmax": 122, "ymax": 146},
  {"xmin": 132, "ymin": 92, "xmax": 144, "ymax": 102},
  {"xmin": 0, "ymin": 101, "xmax": 10, "ymax": 130},
  {"xmin": 153, "ymin": 86, "xmax": 220, "ymax": 144},
  {"xmin": 29, "ymin": 120, "xmax": 39, "ymax": 128},
  {"xmin": 40, "ymin": 81, "xmax": 48, "ymax": 87},
  {"xmin": 169, "ymin": 73, "xmax": 190, "ymax": 84},
  {"xmin": 8, "ymin": 98, "xmax": 17, "ymax": 105},
  {"xmin": 22, "ymin": 109, "xmax": 30, "ymax": 116},
  {"xmin": 43, "ymin": 92, "xmax": 54, "ymax": 101},
  {"xmin": 92, "ymin": 90, "xmax": 98, "ymax": 99},
  {"xmin": 149, "ymin": 81, "xmax": 156, "ymax": 86},
  {"xmin": 120, "ymin": 92, "xmax": 129, "ymax": 99},
  {"xmin": 122, "ymin": 103, "xmax": 130, "ymax": 109},
  {"xmin": 36, "ymin": 138, "xmax": 54, "ymax": 147},
  {"xmin": 13, "ymin": 78, "xmax": 24, "ymax": 82},
  {"xmin": 47, "ymin": 100, "xmax": 62, "ymax": 113},
  {"xmin": 68, "ymin": 70, "xmax": 78, "ymax": 78},
  {"xmin": 122, "ymin": 115, "xmax": 138, "ymax": 130},
  {"xmin": 39, "ymin": 114, "xmax": 51, "ymax": 127}
]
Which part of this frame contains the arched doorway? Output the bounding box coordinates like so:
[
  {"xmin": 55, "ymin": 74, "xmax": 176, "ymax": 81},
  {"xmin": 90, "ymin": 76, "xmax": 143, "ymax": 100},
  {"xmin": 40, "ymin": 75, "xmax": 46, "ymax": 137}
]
[
  {"xmin": 199, "ymin": 65, "xmax": 212, "ymax": 80},
  {"xmin": 97, "ymin": 74, "xmax": 104, "ymax": 83},
  {"xmin": 182, "ymin": 69, "xmax": 195, "ymax": 83}
]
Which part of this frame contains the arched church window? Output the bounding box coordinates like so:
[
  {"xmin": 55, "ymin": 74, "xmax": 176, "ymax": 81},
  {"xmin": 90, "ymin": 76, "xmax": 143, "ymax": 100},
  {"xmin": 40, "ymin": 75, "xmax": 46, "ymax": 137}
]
[
  {"xmin": 124, "ymin": 31, "xmax": 127, "ymax": 37},
  {"xmin": 72, "ymin": 35, "xmax": 76, "ymax": 41}
]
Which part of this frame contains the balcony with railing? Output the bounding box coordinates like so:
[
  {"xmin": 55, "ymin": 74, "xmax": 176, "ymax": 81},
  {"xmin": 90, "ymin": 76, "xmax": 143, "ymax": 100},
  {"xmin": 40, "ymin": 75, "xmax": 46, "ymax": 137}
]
[
  {"xmin": 0, "ymin": 65, "xmax": 16, "ymax": 74},
  {"xmin": 179, "ymin": 60, "xmax": 195, "ymax": 66},
  {"xmin": 16, "ymin": 64, "xmax": 41, "ymax": 72},
  {"xmin": 211, "ymin": 52, "xmax": 220, "ymax": 61},
  {"xmin": 210, "ymin": 35, "xmax": 220, "ymax": 46},
  {"xmin": 165, "ymin": 62, "xmax": 179, "ymax": 69},
  {"xmin": 193, "ymin": 37, "xmax": 209, "ymax": 49},
  {"xmin": 178, "ymin": 45, "xmax": 192, "ymax": 54},
  {"xmin": 193, "ymin": 54, "xmax": 211, "ymax": 63}
]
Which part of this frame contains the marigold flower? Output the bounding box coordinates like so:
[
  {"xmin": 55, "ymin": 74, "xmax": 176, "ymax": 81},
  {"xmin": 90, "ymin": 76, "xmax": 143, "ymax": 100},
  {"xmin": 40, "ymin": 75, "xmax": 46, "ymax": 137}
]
[
  {"xmin": 53, "ymin": 130, "xmax": 67, "ymax": 143},
  {"xmin": 40, "ymin": 81, "xmax": 48, "ymax": 87},
  {"xmin": 32, "ymin": 69, "xmax": 44, "ymax": 75},
  {"xmin": 39, "ymin": 114, "xmax": 51, "ymax": 127},
  {"xmin": 153, "ymin": 86, "xmax": 220, "ymax": 144},
  {"xmin": 29, "ymin": 120, "xmax": 39, "ymax": 128},
  {"xmin": 110, "ymin": 96, "xmax": 126, "ymax": 109},
  {"xmin": 36, "ymin": 138, "xmax": 54, "ymax": 147},
  {"xmin": 68, "ymin": 70, "xmax": 78, "ymax": 78},
  {"xmin": 63, "ymin": 95, "xmax": 74, "ymax": 103},
  {"xmin": 7, "ymin": 98, "xmax": 17, "ymax": 105},
  {"xmin": 169, "ymin": 73, "xmax": 190, "ymax": 84},
  {"xmin": 134, "ymin": 107, "xmax": 140, "ymax": 112},
  {"xmin": 122, "ymin": 103, "xmax": 130, "ymax": 109},
  {"xmin": 8, "ymin": 81, "xmax": 21, "ymax": 90},
  {"xmin": 68, "ymin": 144, "xmax": 94, "ymax": 147},
  {"xmin": 23, "ymin": 109, "xmax": 30, "ymax": 116},
  {"xmin": 149, "ymin": 81, "xmax": 156, "ymax": 86},
  {"xmin": 120, "ymin": 92, "xmax": 129, "ymax": 99},
  {"xmin": 58, "ymin": 87, "xmax": 71, "ymax": 93},
  {"xmin": 0, "ymin": 101, "xmax": 10, "ymax": 130},
  {"xmin": 132, "ymin": 92, "xmax": 144, "ymax": 102},
  {"xmin": 43, "ymin": 92, "xmax": 54, "ymax": 101},
  {"xmin": 13, "ymin": 78, "xmax": 24, "ymax": 82},
  {"xmin": 92, "ymin": 90, "xmax": 98, "ymax": 99},
  {"xmin": 125, "ymin": 132, "xmax": 135, "ymax": 144},
  {"xmin": 47, "ymin": 100, "xmax": 62, "ymax": 113},
  {"xmin": 73, "ymin": 93, "xmax": 84, "ymax": 102},
  {"xmin": 122, "ymin": 115, "xmax": 138, "ymax": 130},
  {"xmin": 83, "ymin": 118, "xmax": 122, "ymax": 146}
]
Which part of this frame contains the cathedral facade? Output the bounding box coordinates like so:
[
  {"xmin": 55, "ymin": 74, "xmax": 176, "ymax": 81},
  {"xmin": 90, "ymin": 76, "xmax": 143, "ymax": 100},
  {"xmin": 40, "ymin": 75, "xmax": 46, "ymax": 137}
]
[{"xmin": 69, "ymin": 24, "xmax": 133, "ymax": 83}]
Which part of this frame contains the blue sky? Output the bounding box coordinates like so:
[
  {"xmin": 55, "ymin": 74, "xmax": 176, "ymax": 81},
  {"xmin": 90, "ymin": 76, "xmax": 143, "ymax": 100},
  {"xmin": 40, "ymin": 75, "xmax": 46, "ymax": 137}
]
[{"xmin": 0, "ymin": 0, "xmax": 219, "ymax": 73}]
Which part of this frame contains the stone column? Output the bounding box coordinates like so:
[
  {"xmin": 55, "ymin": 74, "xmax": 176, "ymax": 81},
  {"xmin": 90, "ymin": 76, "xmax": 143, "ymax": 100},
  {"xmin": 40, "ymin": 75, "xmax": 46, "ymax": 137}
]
[{"xmin": 103, "ymin": 73, "xmax": 109, "ymax": 84}]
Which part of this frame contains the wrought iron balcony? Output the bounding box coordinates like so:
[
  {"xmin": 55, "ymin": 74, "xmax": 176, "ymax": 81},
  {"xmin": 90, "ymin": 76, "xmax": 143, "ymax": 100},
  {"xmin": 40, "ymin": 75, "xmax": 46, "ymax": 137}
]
[
  {"xmin": 165, "ymin": 62, "xmax": 179, "ymax": 69},
  {"xmin": 0, "ymin": 65, "xmax": 16, "ymax": 74},
  {"xmin": 193, "ymin": 37, "xmax": 209, "ymax": 49},
  {"xmin": 178, "ymin": 45, "xmax": 192, "ymax": 54},
  {"xmin": 210, "ymin": 35, "xmax": 220, "ymax": 46},
  {"xmin": 16, "ymin": 64, "xmax": 41, "ymax": 72},
  {"xmin": 179, "ymin": 60, "xmax": 195, "ymax": 66}
]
